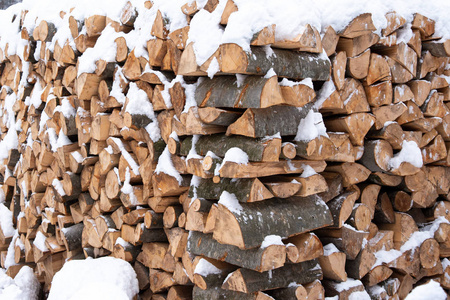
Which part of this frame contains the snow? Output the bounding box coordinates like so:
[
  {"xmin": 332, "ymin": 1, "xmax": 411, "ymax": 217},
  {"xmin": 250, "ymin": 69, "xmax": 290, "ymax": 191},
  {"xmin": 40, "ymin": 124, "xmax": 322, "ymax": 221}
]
[
  {"xmin": 235, "ymin": 74, "xmax": 247, "ymax": 88},
  {"xmin": 0, "ymin": 266, "xmax": 40, "ymax": 300},
  {"xmin": 348, "ymin": 290, "xmax": 371, "ymax": 300},
  {"xmin": 264, "ymin": 68, "xmax": 276, "ymax": 79},
  {"xmin": 373, "ymin": 217, "xmax": 449, "ymax": 267},
  {"xmin": 71, "ymin": 151, "xmax": 84, "ymax": 163},
  {"xmin": 218, "ymin": 191, "xmax": 243, "ymax": 215},
  {"xmin": 193, "ymin": 258, "xmax": 222, "ymax": 276},
  {"xmin": 186, "ymin": 135, "xmax": 202, "ymax": 161},
  {"xmin": 0, "ymin": 203, "xmax": 15, "ymax": 237},
  {"xmin": 33, "ymin": 231, "xmax": 49, "ymax": 252},
  {"xmin": 280, "ymin": 77, "xmax": 314, "ymax": 89},
  {"xmin": 155, "ymin": 146, "xmax": 183, "ymax": 184},
  {"xmin": 388, "ymin": 140, "xmax": 423, "ymax": 170},
  {"xmin": 48, "ymin": 257, "xmax": 139, "ymax": 300},
  {"xmin": 333, "ymin": 278, "xmax": 363, "ymax": 292},
  {"xmin": 300, "ymin": 164, "xmax": 318, "ymax": 178},
  {"xmin": 221, "ymin": 147, "xmax": 249, "ymax": 165},
  {"xmin": 323, "ymin": 243, "xmax": 340, "ymax": 256},
  {"xmin": 206, "ymin": 57, "xmax": 220, "ymax": 79},
  {"xmin": 295, "ymin": 110, "xmax": 328, "ymax": 141},
  {"xmin": 405, "ymin": 280, "xmax": 447, "ymax": 300},
  {"xmin": 77, "ymin": 26, "xmax": 123, "ymax": 76},
  {"xmin": 52, "ymin": 179, "xmax": 66, "ymax": 196},
  {"xmin": 260, "ymin": 235, "xmax": 284, "ymax": 249}
]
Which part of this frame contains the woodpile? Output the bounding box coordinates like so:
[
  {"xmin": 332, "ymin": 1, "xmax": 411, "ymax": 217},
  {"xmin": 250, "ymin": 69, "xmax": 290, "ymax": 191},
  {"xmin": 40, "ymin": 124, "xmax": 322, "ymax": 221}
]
[{"xmin": 0, "ymin": 1, "xmax": 450, "ymax": 299}]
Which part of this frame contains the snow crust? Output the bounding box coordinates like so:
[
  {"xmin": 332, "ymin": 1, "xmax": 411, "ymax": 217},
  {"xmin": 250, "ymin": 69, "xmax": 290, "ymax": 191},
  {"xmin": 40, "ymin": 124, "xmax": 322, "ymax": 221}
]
[
  {"xmin": 0, "ymin": 266, "xmax": 40, "ymax": 300},
  {"xmin": 323, "ymin": 243, "xmax": 340, "ymax": 256},
  {"xmin": 48, "ymin": 257, "xmax": 139, "ymax": 300},
  {"xmin": 260, "ymin": 235, "xmax": 284, "ymax": 249},
  {"xmin": 193, "ymin": 258, "xmax": 222, "ymax": 276},
  {"xmin": 388, "ymin": 140, "xmax": 423, "ymax": 170},
  {"xmin": 405, "ymin": 280, "xmax": 447, "ymax": 300},
  {"xmin": 295, "ymin": 110, "xmax": 328, "ymax": 141},
  {"xmin": 218, "ymin": 191, "xmax": 243, "ymax": 215}
]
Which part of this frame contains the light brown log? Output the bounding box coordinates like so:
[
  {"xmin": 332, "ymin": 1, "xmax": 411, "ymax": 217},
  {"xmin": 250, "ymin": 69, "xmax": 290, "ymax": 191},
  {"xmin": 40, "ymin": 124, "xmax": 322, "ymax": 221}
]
[
  {"xmin": 325, "ymin": 113, "xmax": 375, "ymax": 146},
  {"xmin": 338, "ymin": 13, "xmax": 376, "ymax": 38},
  {"xmin": 325, "ymin": 163, "xmax": 371, "ymax": 187},
  {"xmin": 319, "ymin": 248, "xmax": 347, "ymax": 282},
  {"xmin": 346, "ymin": 48, "xmax": 370, "ymax": 79}
]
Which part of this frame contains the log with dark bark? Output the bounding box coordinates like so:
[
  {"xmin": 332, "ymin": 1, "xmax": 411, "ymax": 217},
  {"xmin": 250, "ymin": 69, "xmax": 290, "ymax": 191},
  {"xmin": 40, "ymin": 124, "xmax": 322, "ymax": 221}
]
[
  {"xmin": 195, "ymin": 75, "xmax": 285, "ymax": 109},
  {"xmin": 222, "ymin": 259, "xmax": 323, "ymax": 293},
  {"xmin": 187, "ymin": 231, "xmax": 286, "ymax": 272},
  {"xmin": 213, "ymin": 195, "xmax": 333, "ymax": 249},
  {"xmin": 179, "ymin": 134, "xmax": 281, "ymax": 162}
]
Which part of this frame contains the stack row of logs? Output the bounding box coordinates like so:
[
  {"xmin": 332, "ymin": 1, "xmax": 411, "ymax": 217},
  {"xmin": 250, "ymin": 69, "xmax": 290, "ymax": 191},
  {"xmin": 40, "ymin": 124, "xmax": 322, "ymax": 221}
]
[{"xmin": 0, "ymin": 0, "xmax": 450, "ymax": 299}]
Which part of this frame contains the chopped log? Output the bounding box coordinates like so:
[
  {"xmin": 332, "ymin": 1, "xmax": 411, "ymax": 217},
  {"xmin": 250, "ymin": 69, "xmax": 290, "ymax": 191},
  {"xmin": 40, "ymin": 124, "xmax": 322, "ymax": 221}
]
[
  {"xmin": 222, "ymin": 259, "xmax": 322, "ymax": 294},
  {"xmin": 322, "ymin": 26, "xmax": 339, "ymax": 57},
  {"xmin": 339, "ymin": 13, "xmax": 376, "ymax": 38},
  {"xmin": 217, "ymin": 43, "xmax": 331, "ymax": 80},
  {"xmin": 187, "ymin": 231, "xmax": 286, "ymax": 272},
  {"xmin": 359, "ymin": 139, "xmax": 393, "ymax": 172},
  {"xmin": 192, "ymin": 286, "xmax": 273, "ymax": 300},
  {"xmin": 327, "ymin": 190, "xmax": 359, "ymax": 228},
  {"xmin": 226, "ymin": 104, "xmax": 316, "ymax": 138},
  {"xmin": 213, "ymin": 195, "xmax": 333, "ymax": 249},
  {"xmin": 378, "ymin": 212, "xmax": 418, "ymax": 249},
  {"xmin": 279, "ymin": 79, "xmax": 316, "ymax": 107},
  {"xmin": 195, "ymin": 75, "xmax": 285, "ymax": 109},
  {"xmin": 337, "ymin": 33, "xmax": 379, "ymax": 57},
  {"xmin": 325, "ymin": 113, "xmax": 376, "ymax": 146},
  {"xmin": 332, "ymin": 51, "xmax": 347, "ymax": 90},
  {"xmin": 190, "ymin": 177, "xmax": 273, "ymax": 203},
  {"xmin": 218, "ymin": 160, "xmax": 326, "ymax": 179},
  {"xmin": 372, "ymin": 102, "xmax": 407, "ymax": 130},
  {"xmin": 325, "ymin": 163, "xmax": 371, "ymax": 187},
  {"xmin": 179, "ymin": 134, "xmax": 281, "ymax": 162},
  {"xmin": 363, "ymin": 265, "xmax": 393, "ymax": 287},
  {"xmin": 346, "ymin": 48, "xmax": 370, "ymax": 79},
  {"xmin": 197, "ymin": 107, "xmax": 241, "ymax": 126},
  {"xmin": 319, "ymin": 246, "xmax": 347, "ymax": 282},
  {"xmin": 317, "ymin": 224, "xmax": 369, "ymax": 260}
]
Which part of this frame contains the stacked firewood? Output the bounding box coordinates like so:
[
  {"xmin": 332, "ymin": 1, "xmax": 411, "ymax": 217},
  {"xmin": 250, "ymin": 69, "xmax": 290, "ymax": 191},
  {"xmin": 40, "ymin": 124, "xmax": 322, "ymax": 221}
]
[{"xmin": 0, "ymin": 1, "xmax": 450, "ymax": 299}]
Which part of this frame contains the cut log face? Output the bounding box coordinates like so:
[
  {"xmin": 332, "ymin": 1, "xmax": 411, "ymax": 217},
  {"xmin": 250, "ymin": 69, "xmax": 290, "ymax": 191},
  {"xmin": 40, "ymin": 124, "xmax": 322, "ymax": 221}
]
[{"xmin": 214, "ymin": 195, "xmax": 333, "ymax": 250}]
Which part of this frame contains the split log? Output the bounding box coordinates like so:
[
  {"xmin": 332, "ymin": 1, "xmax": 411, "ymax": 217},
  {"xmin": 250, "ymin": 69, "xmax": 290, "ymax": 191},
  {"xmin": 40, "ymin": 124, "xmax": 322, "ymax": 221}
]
[
  {"xmin": 285, "ymin": 232, "xmax": 323, "ymax": 264},
  {"xmin": 179, "ymin": 134, "xmax": 281, "ymax": 162},
  {"xmin": 189, "ymin": 177, "xmax": 273, "ymax": 203},
  {"xmin": 195, "ymin": 75, "xmax": 285, "ymax": 108},
  {"xmin": 325, "ymin": 113, "xmax": 376, "ymax": 146},
  {"xmin": 226, "ymin": 104, "xmax": 315, "ymax": 138},
  {"xmin": 319, "ymin": 245, "xmax": 347, "ymax": 282},
  {"xmin": 213, "ymin": 195, "xmax": 333, "ymax": 249},
  {"xmin": 187, "ymin": 231, "xmax": 286, "ymax": 272},
  {"xmin": 218, "ymin": 160, "xmax": 326, "ymax": 179},
  {"xmin": 217, "ymin": 43, "xmax": 331, "ymax": 80},
  {"xmin": 222, "ymin": 259, "xmax": 322, "ymax": 294},
  {"xmin": 192, "ymin": 286, "xmax": 273, "ymax": 300}
]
